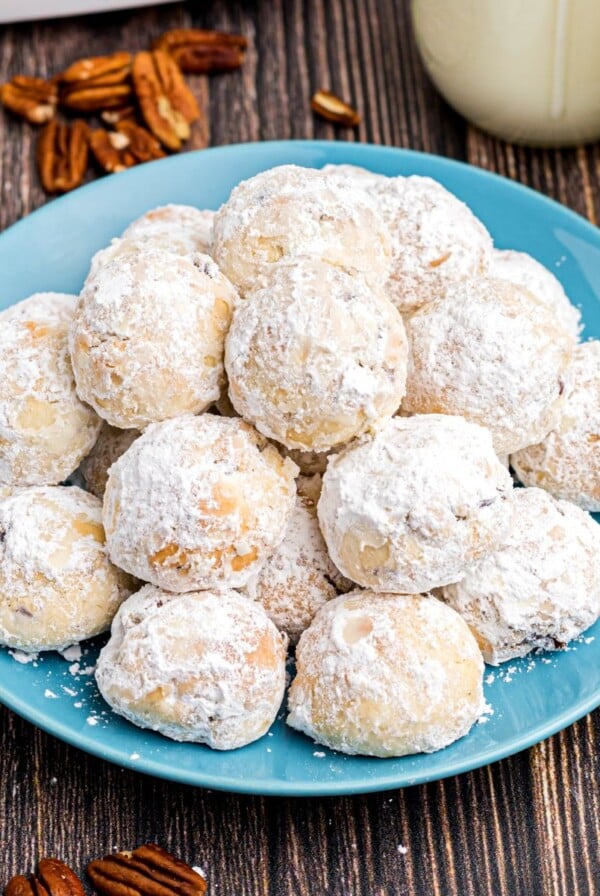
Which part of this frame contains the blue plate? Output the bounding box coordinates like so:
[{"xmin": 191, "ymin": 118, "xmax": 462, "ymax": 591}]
[{"xmin": 0, "ymin": 141, "xmax": 598, "ymax": 796}]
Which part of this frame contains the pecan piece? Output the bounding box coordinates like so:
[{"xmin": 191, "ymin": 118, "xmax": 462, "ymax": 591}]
[
  {"xmin": 4, "ymin": 861, "xmax": 84, "ymax": 896},
  {"xmin": 90, "ymin": 121, "xmax": 165, "ymax": 172},
  {"xmin": 311, "ymin": 89, "xmax": 361, "ymax": 127},
  {"xmin": 37, "ymin": 119, "xmax": 89, "ymax": 193},
  {"xmin": 101, "ymin": 105, "xmax": 137, "ymax": 126},
  {"xmin": 153, "ymin": 29, "xmax": 248, "ymax": 74},
  {"xmin": 132, "ymin": 50, "xmax": 199, "ymax": 151},
  {"xmin": 87, "ymin": 844, "xmax": 207, "ymax": 896},
  {"xmin": 0, "ymin": 76, "xmax": 57, "ymax": 124},
  {"xmin": 59, "ymin": 52, "xmax": 132, "ymax": 112}
]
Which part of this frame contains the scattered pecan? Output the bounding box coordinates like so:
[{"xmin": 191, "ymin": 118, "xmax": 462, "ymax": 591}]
[
  {"xmin": 59, "ymin": 52, "xmax": 132, "ymax": 112},
  {"xmin": 37, "ymin": 119, "xmax": 89, "ymax": 193},
  {"xmin": 153, "ymin": 29, "xmax": 248, "ymax": 74},
  {"xmin": 311, "ymin": 89, "xmax": 361, "ymax": 127},
  {"xmin": 90, "ymin": 121, "xmax": 165, "ymax": 172},
  {"xmin": 4, "ymin": 860, "xmax": 84, "ymax": 896},
  {"xmin": 100, "ymin": 105, "xmax": 137, "ymax": 126},
  {"xmin": 87, "ymin": 844, "xmax": 207, "ymax": 896},
  {"xmin": 0, "ymin": 76, "xmax": 57, "ymax": 124},
  {"xmin": 132, "ymin": 50, "xmax": 199, "ymax": 151}
]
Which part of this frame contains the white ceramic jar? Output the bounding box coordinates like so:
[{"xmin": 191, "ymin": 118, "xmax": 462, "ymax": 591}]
[{"xmin": 411, "ymin": 0, "xmax": 600, "ymax": 146}]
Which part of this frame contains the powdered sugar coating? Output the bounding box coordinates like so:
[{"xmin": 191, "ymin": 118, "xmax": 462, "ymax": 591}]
[
  {"xmin": 402, "ymin": 277, "xmax": 573, "ymax": 455},
  {"xmin": 324, "ymin": 167, "xmax": 493, "ymax": 314},
  {"xmin": 96, "ymin": 585, "xmax": 287, "ymax": 749},
  {"xmin": 103, "ymin": 415, "xmax": 298, "ymax": 592},
  {"xmin": 121, "ymin": 204, "xmax": 214, "ymax": 257},
  {"xmin": 441, "ymin": 488, "xmax": 600, "ymax": 664},
  {"xmin": 0, "ymin": 485, "xmax": 133, "ymax": 652},
  {"xmin": 70, "ymin": 241, "xmax": 237, "ymax": 430},
  {"xmin": 225, "ymin": 260, "xmax": 408, "ymax": 451},
  {"xmin": 287, "ymin": 591, "xmax": 484, "ymax": 757},
  {"xmin": 490, "ymin": 249, "xmax": 581, "ymax": 341},
  {"xmin": 79, "ymin": 422, "xmax": 139, "ymax": 499},
  {"xmin": 0, "ymin": 293, "xmax": 102, "ymax": 487},
  {"xmin": 212, "ymin": 164, "xmax": 392, "ymax": 296},
  {"xmin": 511, "ymin": 341, "xmax": 600, "ymax": 510},
  {"xmin": 245, "ymin": 490, "xmax": 352, "ymax": 644},
  {"xmin": 318, "ymin": 415, "xmax": 513, "ymax": 593}
]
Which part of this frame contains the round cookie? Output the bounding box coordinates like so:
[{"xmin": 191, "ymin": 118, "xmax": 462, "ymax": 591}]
[
  {"xmin": 0, "ymin": 292, "xmax": 102, "ymax": 488},
  {"xmin": 325, "ymin": 168, "xmax": 493, "ymax": 314},
  {"xmin": 245, "ymin": 487, "xmax": 351, "ymax": 644},
  {"xmin": 212, "ymin": 164, "xmax": 391, "ymax": 296},
  {"xmin": 287, "ymin": 591, "xmax": 485, "ymax": 757},
  {"xmin": 0, "ymin": 485, "xmax": 133, "ymax": 652},
  {"xmin": 402, "ymin": 277, "xmax": 574, "ymax": 455},
  {"xmin": 79, "ymin": 422, "xmax": 139, "ymax": 499},
  {"xmin": 225, "ymin": 260, "xmax": 408, "ymax": 451},
  {"xmin": 318, "ymin": 414, "xmax": 513, "ymax": 594},
  {"xmin": 441, "ymin": 488, "xmax": 600, "ymax": 665},
  {"xmin": 70, "ymin": 241, "xmax": 237, "ymax": 430},
  {"xmin": 96, "ymin": 585, "xmax": 287, "ymax": 749},
  {"xmin": 121, "ymin": 204, "xmax": 214, "ymax": 257},
  {"xmin": 103, "ymin": 414, "xmax": 298, "ymax": 592},
  {"xmin": 511, "ymin": 341, "xmax": 600, "ymax": 511},
  {"xmin": 490, "ymin": 249, "xmax": 581, "ymax": 341}
]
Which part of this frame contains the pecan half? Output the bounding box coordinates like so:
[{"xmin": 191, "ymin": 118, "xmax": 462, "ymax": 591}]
[
  {"xmin": 132, "ymin": 50, "xmax": 199, "ymax": 151},
  {"xmin": 59, "ymin": 52, "xmax": 132, "ymax": 112},
  {"xmin": 90, "ymin": 121, "xmax": 165, "ymax": 172},
  {"xmin": 153, "ymin": 29, "xmax": 248, "ymax": 74},
  {"xmin": 311, "ymin": 89, "xmax": 361, "ymax": 127},
  {"xmin": 37, "ymin": 119, "xmax": 89, "ymax": 192},
  {"xmin": 0, "ymin": 76, "xmax": 57, "ymax": 124},
  {"xmin": 4, "ymin": 861, "xmax": 84, "ymax": 896},
  {"xmin": 87, "ymin": 844, "xmax": 207, "ymax": 896}
]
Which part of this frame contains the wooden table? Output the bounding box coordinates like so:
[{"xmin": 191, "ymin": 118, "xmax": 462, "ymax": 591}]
[{"xmin": 1, "ymin": 2, "xmax": 599, "ymax": 893}]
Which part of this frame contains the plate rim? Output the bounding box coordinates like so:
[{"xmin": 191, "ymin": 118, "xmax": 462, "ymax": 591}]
[{"xmin": 0, "ymin": 139, "xmax": 599, "ymax": 796}]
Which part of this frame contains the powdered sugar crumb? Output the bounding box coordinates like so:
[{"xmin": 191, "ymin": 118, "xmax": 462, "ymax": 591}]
[
  {"xmin": 86, "ymin": 715, "xmax": 98, "ymax": 726},
  {"xmin": 9, "ymin": 649, "xmax": 38, "ymax": 664},
  {"xmin": 313, "ymin": 751, "xmax": 326, "ymax": 758},
  {"xmin": 60, "ymin": 644, "xmax": 82, "ymax": 662},
  {"xmin": 397, "ymin": 844, "xmax": 408, "ymax": 855},
  {"xmin": 44, "ymin": 689, "xmax": 59, "ymax": 699}
]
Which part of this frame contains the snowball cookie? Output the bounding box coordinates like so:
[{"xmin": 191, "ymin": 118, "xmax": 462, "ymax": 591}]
[
  {"xmin": 225, "ymin": 260, "xmax": 408, "ymax": 452},
  {"xmin": 402, "ymin": 277, "xmax": 574, "ymax": 455},
  {"xmin": 121, "ymin": 204, "xmax": 214, "ymax": 257},
  {"xmin": 0, "ymin": 293, "xmax": 102, "ymax": 488},
  {"xmin": 318, "ymin": 414, "xmax": 513, "ymax": 593},
  {"xmin": 212, "ymin": 164, "xmax": 392, "ymax": 296},
  {"xmin": 103, "ymin": 414, "xmax": 298, "ymax": 592},
  {"xmin": 95, "ymin": 585, "xmax": 287, "ymax": 749},
  {"xmin": 245, "ymin": 489, "xmax": 351, "ymax": 644},
  {"xmin": 490, "ymin": 249, "xmax": 581, "ymax": 341},
  {"xmin": 325, "ymin": 168, "xmax": 492, "ymax": 315},
  {"xmin": 0, "ymin": 485, "xmax": 133, "ymax": 652},
  {"xmin": 441, "ymin": 488, "xmax": 600, "ymax": 665},
  {"xmin": 70, "ymin": 241, "xmax": 237, "ymax": 430},
  {"xmin": 511, "ymin": 341, "xmax": 600, "ymax": 511},
  {"xmin": 79, "ymin": 422, "xmax": 139, "ymax": 499},
  {"xmin": 287, "ymin": 591, "xmax": 484, "ymax": 757}
]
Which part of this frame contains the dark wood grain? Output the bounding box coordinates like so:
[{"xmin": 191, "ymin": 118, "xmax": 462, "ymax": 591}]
[{"xmin": 1, "ymin": 2, "xmax": 600, "ymax": 894}]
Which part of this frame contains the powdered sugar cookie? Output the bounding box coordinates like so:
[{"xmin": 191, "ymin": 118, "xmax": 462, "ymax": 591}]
[
  {"xmin": 103, "ymin": 414, "xmax": 298, "ymax": 592},
  {"xmin": 245, "ymin": 488, "xmax": 351, "ymax": 644},
  {"xmin": 402, "ymin": 277, "xmax": 573, "ymax": 455},
  {"xmin": 121, "ymin": 204, "xmax": 214, "ymax": 257},
  {"xmin": 0, "ymin": 485, "xmax": 133, "ymax": 652},
  {"xmin": 490, "ymin": 249, "xmax": 581, "ymax": 341},
  {"xmin": 318, "ymin": 415, "xmax": 513, "ymax": 593},
  {"xmin": 213, "ymin": 164, "xmax": 391, "ymax": 296},
  {"xmin": 70, "ymin": 242, "xmax": 237, "ymax": 429},
  {"xmin": 225, "ymin": 260, "xmax": 408, "ymax": 451},
  {"xmin": 441, "ymin": 488, "xmax": 600, "ymax": 664},
  {"xmin": 0, "ymin": 292, "xmax": 102, "ymax": 488},
  {"xmin": 511, "ymin": 341, "xmax": 600, "ymax": 511},
  {"xmin": 325, "ymin": 168, "xmax": 492, "ymax": 314},
  {"xmin": 79, "ymin": 422, "xmax": 139, "ymax": 499},
  {"xmin": 96, "ymin": 585, "xmax": 287, "ymax": 749},
  {"xmin": 287, "ymin": 591, "xmax": 484, "ymax": 757}
]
